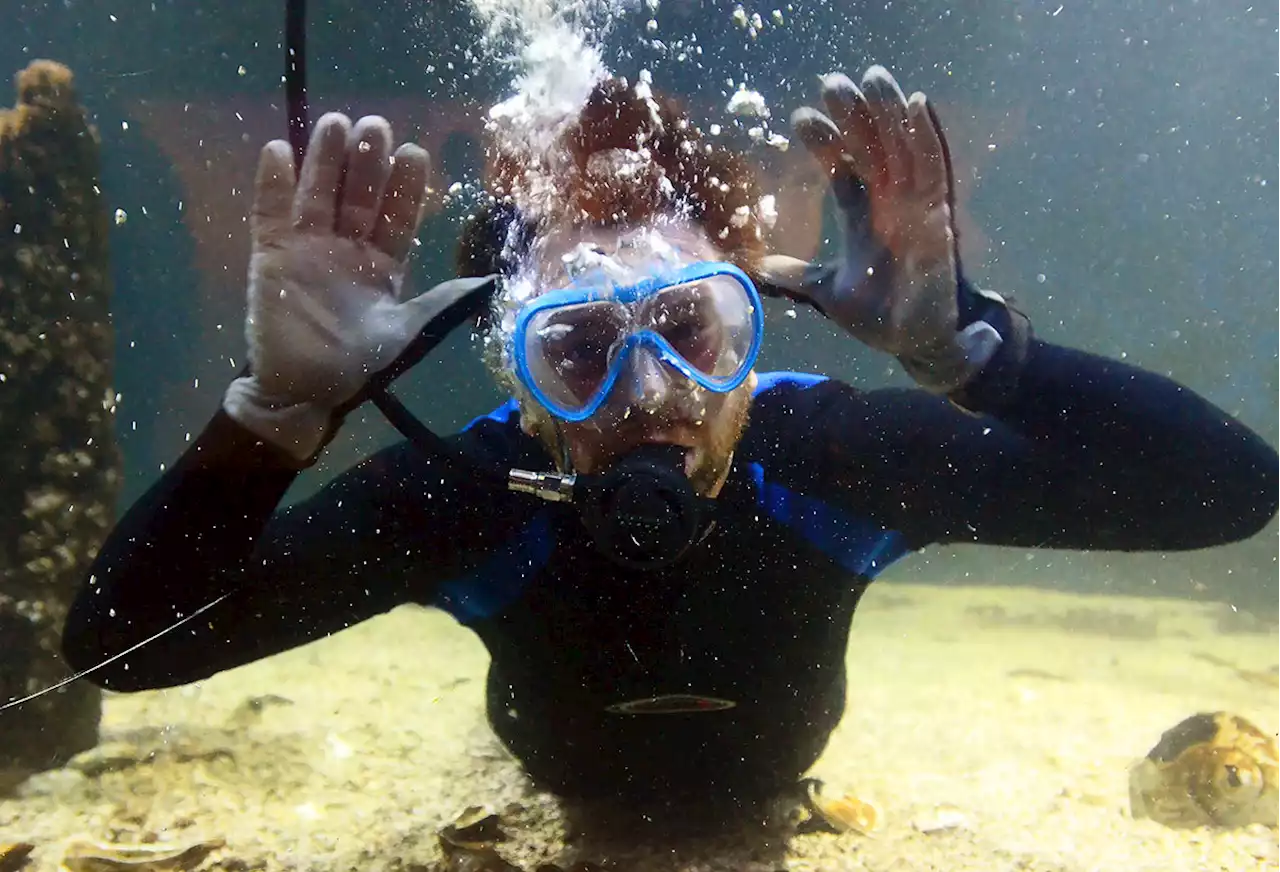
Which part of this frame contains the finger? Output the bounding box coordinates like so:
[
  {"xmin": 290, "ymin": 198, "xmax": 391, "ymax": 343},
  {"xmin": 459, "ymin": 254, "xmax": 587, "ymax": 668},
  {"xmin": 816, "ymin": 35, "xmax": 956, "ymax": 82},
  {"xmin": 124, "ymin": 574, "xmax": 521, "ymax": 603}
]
[
  {"xmin": 758, "ymin": 256, "xmax": 841, "ymax": 316},
  {"xmin": 251, "ymin": 140, "xmax": 297, "ymax": 244},
  {"xmin": 371, "ymin": 142, "xmax": 430, "ymax": 263},
  {"xmin": 793, "ymin": 105, "xmax": 864, "ymax": 194},
  {"xmin": 906, "ymin": 92, "xmax": 948, "ymax": 205},
  {"xmin": 818, "ymin": 73, "xmax": 880, "ymax": 184},
  {"xmin": 791, "ymin": 106, "xmax": 843, "ymax": 165},
  {"xmin": 294, "ymin": 112, "xmax": 352, "ymax": 231},
  {"xmin": 757, "ymin": 253, "xmax": 812, "ymax": 296},
  {"xmin": 860, "ymin": 66, "xmax": 912, "ymax": 193},
  {"xmin": 337, "ymin": 116, "xmax": 395, "ymax": 240},
  {"xmin": 396, "ymin": 275, "xmax": 498, "ymax": 339},
  {"xmin": 923, "ymin": 97, "xmax": 963, "ymax": 264},
  {"xmin": 792, "ymin": 108, "xmax": 868, "ymax": 215}
]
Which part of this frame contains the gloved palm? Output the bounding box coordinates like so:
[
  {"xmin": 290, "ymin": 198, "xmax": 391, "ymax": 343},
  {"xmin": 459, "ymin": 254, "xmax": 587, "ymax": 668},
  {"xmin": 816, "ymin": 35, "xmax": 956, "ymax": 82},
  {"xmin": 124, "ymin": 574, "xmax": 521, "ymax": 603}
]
[
  {"xmin": 225, "ymin": 112, "xmax": 491, "ymax": 461},
  {"xmin": 761, "ymin": 66, "xmax": 1001, "ymax": 392}
]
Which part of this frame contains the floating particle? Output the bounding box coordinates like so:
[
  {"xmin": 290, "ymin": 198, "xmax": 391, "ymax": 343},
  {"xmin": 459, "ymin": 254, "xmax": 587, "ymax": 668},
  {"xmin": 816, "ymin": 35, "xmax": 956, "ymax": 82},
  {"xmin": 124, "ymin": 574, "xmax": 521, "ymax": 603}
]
[{"xmin": 113, "ymin": 208, "xmax": 127, "ymax": 226}]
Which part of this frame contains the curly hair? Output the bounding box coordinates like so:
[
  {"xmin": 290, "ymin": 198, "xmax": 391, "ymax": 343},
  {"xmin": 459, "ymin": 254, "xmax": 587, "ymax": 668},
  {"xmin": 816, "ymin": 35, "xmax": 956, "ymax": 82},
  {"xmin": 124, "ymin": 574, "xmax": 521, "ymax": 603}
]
[{"xmin": 457, "ymin": 75, "xmax": 769, "ymax": 279}]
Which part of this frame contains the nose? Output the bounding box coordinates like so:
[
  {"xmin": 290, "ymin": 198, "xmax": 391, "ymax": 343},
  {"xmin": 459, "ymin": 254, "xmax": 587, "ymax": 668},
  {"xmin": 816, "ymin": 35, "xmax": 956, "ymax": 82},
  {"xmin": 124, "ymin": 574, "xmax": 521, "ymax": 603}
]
[{"xmin": 619, "ymin": 344, "xmax": 677, "ymax": 412}]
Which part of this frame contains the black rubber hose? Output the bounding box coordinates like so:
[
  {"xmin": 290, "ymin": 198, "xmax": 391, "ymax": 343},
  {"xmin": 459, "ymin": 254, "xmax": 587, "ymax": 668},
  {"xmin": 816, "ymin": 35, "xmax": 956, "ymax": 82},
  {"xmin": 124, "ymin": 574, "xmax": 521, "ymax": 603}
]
[{"xmin": 285, "ymin": 0, "xmax": 310, "ymax": 166}]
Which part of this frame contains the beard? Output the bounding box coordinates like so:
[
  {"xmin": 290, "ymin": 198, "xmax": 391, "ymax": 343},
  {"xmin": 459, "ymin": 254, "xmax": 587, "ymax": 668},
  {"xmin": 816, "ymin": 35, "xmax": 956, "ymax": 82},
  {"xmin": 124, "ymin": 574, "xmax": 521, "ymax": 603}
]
[
  {"xmin": 684, "ymin": 396, "xmax": 750, "ymax": 495},
  {"xmin": 525, "ymin": 382, "xmax": 754, "ymax": 497}
]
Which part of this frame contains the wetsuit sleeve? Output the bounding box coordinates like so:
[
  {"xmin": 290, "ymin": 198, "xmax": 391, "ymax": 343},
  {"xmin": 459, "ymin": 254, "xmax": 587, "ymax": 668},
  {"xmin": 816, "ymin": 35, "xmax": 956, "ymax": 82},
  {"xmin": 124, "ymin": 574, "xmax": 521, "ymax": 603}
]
[
  {"xmin": 62, "ymin": 409, "xmax": 519, "ymax": 692},
  {"xmin": 765, "ymin": 339, "xmax": 1278, "ymax": 552}
]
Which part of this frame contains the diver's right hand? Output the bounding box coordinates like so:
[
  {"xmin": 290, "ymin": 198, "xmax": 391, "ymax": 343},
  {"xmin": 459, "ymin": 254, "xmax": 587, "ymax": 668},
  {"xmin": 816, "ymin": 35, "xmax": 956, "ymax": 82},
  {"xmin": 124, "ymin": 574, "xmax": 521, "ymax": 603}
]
[{"xmin": 223, "ymin": 112, "xmax": 491, "ymax": 463}]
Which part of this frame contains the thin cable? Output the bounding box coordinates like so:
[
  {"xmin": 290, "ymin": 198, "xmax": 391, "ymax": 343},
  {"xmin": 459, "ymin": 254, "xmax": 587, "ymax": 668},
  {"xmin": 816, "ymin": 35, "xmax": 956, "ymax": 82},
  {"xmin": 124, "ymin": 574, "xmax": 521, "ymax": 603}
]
[{"xmin": 285, "ymin": 0, "xmax": 310, "ymax": 166}]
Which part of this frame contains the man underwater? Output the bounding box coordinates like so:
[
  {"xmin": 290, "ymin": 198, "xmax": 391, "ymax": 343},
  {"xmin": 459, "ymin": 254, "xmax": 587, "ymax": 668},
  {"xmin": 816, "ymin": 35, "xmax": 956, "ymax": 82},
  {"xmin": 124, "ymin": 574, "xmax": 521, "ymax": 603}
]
[{"xmin": 64, "ymin": 67, "xmax": 1278, "ymax": 822}]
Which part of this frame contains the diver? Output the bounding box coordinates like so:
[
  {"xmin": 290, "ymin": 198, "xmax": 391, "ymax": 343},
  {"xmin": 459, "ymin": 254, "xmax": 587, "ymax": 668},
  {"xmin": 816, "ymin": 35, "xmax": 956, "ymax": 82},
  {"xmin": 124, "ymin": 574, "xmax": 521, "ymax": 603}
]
[{"xmin": 62, "ymin": 67, "xmax": 1278, "ymax": 822}]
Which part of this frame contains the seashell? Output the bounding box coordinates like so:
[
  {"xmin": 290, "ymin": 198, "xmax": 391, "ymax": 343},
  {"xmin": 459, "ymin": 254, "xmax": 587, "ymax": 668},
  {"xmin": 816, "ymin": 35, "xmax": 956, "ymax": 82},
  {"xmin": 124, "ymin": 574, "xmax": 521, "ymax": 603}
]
[
  {"xmin": 1130, "ymin": 711, "xmax": 1279, "ymax": 829},
  {"xmin": 439, "ymin": 805, "xmax": 507, "ymax": 850},
  {"xmin": 801, "ymin": 778, "xmax": 879, "ymax": 835},
  {"xmin": 911, "ymin": 805, "xmax": 970, "ymax": 834},
  {"xmin": 58, "ymin": 837, "xmax": 224, "ymax": 872},
  {"xmin": 0, "ymin": 842, "xmax": 34, "ymax": 872}
]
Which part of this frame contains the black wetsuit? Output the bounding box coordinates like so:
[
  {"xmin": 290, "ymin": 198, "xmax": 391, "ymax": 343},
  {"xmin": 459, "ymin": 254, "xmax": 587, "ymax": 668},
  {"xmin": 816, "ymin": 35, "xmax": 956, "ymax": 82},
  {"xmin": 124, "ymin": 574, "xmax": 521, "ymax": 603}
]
[{"xmin": 63, "ymin": 339, "xmax": 1277, "ymax": 814}]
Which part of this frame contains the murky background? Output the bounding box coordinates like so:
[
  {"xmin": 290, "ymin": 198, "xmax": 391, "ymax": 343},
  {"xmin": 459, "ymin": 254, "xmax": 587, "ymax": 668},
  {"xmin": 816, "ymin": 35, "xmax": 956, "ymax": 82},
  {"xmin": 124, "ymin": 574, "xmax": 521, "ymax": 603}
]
[{"xmin": 6, "ymin": 0, "xmax": 1274, "ymax": 607}]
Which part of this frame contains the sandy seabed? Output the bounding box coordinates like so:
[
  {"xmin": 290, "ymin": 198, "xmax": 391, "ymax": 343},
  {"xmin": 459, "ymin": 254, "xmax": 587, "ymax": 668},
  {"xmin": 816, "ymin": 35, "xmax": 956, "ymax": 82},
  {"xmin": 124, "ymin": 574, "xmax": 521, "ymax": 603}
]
[{"xmin": 2, "ymin": 583, "xmax": 1276, "ymax": 872}]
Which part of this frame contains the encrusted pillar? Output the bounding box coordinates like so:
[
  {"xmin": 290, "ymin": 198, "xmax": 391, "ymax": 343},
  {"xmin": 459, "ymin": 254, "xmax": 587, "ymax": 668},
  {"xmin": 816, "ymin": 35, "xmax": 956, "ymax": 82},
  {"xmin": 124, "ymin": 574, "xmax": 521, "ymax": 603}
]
[{"xmin": 0, "ymin": 60, "xmax": 119, "ymax": 792}]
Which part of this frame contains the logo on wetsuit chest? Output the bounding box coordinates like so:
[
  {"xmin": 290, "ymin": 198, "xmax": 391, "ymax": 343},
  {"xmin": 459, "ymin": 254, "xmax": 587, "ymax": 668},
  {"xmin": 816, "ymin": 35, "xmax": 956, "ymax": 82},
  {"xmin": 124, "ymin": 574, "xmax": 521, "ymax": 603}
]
[{"xmin": 605, "ymin": 693, "xmax": 737, "ymax": 714}]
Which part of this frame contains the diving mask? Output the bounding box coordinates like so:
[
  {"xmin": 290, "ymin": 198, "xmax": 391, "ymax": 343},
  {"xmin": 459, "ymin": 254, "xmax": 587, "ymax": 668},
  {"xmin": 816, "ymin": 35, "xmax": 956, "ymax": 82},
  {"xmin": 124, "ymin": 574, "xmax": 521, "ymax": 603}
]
[{"xmin": 511, "ymin": 261, "xmax": 765, "ymax": 422}]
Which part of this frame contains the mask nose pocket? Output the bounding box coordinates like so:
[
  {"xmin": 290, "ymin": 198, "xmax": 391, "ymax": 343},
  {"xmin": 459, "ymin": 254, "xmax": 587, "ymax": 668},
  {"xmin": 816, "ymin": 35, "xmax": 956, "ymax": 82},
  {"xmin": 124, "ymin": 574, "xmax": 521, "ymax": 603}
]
[{"xmin": 619, "ymin": 342, "xmax": 678, "ymax": 411}]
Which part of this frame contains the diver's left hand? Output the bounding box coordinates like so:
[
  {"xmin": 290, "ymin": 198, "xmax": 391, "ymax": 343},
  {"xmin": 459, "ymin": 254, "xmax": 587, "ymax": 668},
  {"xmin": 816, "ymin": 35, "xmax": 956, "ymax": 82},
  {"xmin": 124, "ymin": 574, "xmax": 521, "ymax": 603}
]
[{"xmin": 760, "ymin": 66, "xmax": 1001, "ymax": 392}]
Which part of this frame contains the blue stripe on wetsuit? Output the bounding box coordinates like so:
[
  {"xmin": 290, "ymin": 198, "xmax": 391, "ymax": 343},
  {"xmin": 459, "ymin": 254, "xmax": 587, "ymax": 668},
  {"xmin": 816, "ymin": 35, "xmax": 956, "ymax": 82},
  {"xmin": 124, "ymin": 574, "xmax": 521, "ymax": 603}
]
[
  {"xmin": 745, "ymin": 462, "xmax": 907, "ymax": 578},
  {"xmin": 432, "ymin": 372, "xmax": 907, "ymax": 622}
]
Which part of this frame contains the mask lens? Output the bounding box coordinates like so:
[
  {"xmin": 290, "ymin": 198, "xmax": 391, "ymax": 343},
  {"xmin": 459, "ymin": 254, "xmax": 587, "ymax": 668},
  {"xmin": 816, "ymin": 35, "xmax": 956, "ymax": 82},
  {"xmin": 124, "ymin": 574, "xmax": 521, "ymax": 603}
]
[
  {"xmin": 523, "ymin": 302, "xmax": 627, "ymax": 415},
  {"xmin": 517, "ymin": 266, "xmax": 761, "ymax": 419},
  {"xmin": 645, "ymin": 275, "xmax": 756, "ymax": 384}
]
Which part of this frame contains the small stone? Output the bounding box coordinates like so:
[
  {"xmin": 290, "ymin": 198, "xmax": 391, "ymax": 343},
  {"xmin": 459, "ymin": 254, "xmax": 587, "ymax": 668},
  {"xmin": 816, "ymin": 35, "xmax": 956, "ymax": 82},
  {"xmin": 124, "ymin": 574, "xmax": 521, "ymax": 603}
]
[{"xmin": 912, "ymin": 805, "xmax": 970, "ymax": 834}]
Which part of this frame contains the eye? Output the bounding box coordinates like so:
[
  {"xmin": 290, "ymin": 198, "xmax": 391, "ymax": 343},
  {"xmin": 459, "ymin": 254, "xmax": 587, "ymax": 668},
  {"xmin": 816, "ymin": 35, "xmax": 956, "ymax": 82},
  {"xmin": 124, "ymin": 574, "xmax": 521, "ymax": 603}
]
[
  {"xmin": 1210, "ymin": 758, "xmax": 1263, "ymax": 803},
  {"xmin": 662, "ymin": 320, "xmax": 701, "ymax": 343}
]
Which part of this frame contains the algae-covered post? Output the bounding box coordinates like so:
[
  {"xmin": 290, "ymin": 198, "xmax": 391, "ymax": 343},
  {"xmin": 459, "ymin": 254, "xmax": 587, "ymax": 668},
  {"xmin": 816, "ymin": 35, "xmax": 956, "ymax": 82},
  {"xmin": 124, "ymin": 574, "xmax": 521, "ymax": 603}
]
[{"xmin": 0, "ymin": 60, "xmax": 120, "ymax": 792}]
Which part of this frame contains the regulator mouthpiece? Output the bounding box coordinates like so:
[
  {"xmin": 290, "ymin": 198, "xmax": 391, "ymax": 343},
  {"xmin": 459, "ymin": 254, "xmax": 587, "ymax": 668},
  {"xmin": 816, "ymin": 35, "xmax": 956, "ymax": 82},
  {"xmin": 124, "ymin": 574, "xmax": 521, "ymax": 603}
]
[{"xmin": 576, "ymin": 444, "xmax": 713, "ymax": 570}]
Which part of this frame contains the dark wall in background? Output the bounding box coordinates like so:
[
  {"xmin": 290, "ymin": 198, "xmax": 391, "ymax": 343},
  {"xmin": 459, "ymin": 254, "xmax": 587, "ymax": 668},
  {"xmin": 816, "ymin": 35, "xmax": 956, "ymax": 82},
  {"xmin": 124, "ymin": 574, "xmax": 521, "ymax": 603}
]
[{"xmin": 2, "ymin": 0, "xmax": 1274, "ymax": 609}]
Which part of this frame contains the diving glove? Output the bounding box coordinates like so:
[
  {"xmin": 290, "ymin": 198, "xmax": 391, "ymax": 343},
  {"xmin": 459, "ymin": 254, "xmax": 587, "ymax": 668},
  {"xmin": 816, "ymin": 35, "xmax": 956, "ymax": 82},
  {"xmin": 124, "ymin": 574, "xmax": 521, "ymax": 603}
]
[
  {"xmin": 223, "ymin": 112, "xmax": 495, "ymax": 463},
  {"xmin": 760, "ymin": 66, "xmax": 1012, "ymax": 395}
]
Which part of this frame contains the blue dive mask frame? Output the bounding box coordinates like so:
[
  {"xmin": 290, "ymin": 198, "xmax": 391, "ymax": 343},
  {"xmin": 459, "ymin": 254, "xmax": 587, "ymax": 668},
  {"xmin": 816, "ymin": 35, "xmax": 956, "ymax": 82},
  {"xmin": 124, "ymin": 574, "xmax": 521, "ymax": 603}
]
[{"xmin": 511, "ymin": 261, "xmax": 765, "ymax": 422}]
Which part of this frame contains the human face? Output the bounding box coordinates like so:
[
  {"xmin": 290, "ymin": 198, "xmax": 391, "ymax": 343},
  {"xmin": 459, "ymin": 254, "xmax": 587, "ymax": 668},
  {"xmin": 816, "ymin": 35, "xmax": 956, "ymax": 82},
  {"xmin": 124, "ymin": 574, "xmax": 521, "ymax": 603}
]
[{"xmin": 515, "ymin": 220, "xmax": 758, "ymax": 497}]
